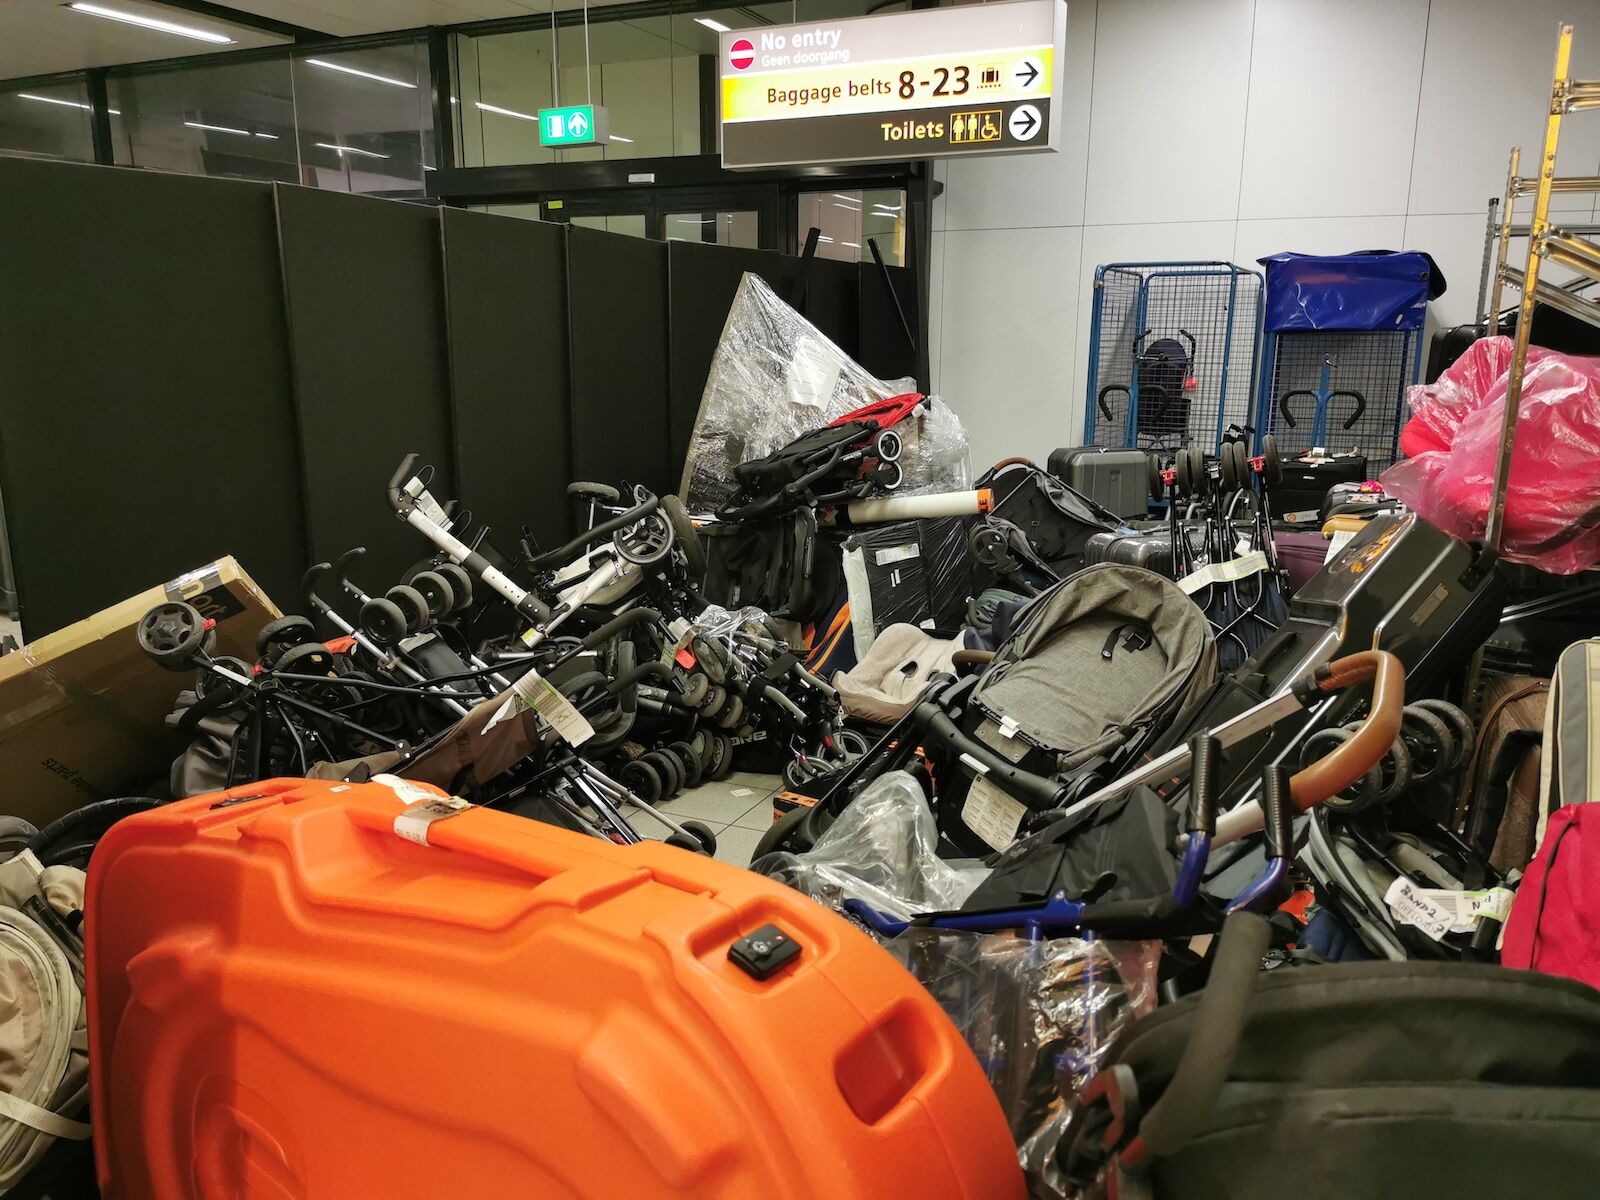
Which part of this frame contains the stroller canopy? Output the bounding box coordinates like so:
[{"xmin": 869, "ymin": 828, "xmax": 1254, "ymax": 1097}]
[{"xmin": 974, "ymin": 565, "xmax": 1217, "ymax": 770}]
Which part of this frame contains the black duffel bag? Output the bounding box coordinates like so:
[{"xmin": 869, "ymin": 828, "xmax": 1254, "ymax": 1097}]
[{"xmin": 1059, "ymin": 913, "xmax": 1600, "ymax": 1200}]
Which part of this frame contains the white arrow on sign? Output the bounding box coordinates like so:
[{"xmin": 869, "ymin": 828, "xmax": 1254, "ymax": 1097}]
[
  {"xmin": 1008, "ymin": 104, "xmax": 1041, "ymax": 142},
  {"xmin": 1014, "ymin": 56, "xmax": 1043, "ymax": 90},
  {"xmin": 568, "ymin": 111, "xmax": 589, "ymax": 138}
]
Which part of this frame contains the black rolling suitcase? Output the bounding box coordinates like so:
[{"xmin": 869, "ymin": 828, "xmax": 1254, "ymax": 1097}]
[
  {"xmin": 1269, "ymin": 453, "xmax": 1369, "ymax": 521},
  {"xmin": 1082, "ymin": 530, "xmax": 1177, "ymax": 576},
  {"xmin": 1047, "ymin": 446, "xmax": 1152, "ymax": 521}
]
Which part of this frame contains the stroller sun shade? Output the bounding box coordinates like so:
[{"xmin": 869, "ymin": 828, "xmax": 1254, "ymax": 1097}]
[{"xmin": 973, "ymin": 566, "xmax": 1217, "ymax": 772}]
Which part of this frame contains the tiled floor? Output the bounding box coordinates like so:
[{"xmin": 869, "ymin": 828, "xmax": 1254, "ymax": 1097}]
[{"xmin": 626, "ymin": 771, "xmax": 784, "ymax": 867}]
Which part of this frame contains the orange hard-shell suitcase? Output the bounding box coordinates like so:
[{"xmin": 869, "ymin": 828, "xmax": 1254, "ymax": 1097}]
[{"xmin": 87, "ymin": 778, "xmax": 1024, "ymax": 1199}]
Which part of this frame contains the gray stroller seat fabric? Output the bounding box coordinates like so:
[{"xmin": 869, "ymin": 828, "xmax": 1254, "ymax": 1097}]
[
  {"xmin": 834, "ymin": 624, "xmax": 960, "ymax": 724},
  {"xmin": 974, "ymin": 564, "xmax": 1217, "ymax": 770}
]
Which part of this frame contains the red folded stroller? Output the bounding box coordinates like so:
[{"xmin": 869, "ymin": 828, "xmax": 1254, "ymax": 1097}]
[{"xmin": 717, "ymin": 393, "xmax": 930, "ymax": 521}]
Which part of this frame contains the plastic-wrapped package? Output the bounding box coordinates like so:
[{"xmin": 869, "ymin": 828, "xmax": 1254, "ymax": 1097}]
[
  {"xmin": 680, "ymin": 272, "xmax": 970, "ymax": 510},
  {"xmin": 1381, "ymin": 335, "xmax": 1600, "ymax": 572},
  {"xmin": 840, "ymin": 517, "xmax": 978, "ymax": 657},
  {"xmin": 894, "ymin": 931, "xmax": 1158, "ymax": 1198},
  {"xmin": 752, "ymin": 771, "xmax": 987, "ymax": 929}
]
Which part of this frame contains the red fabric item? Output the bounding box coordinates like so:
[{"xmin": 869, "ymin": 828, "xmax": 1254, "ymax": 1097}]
[
  {"xmin": 1381, "ymin": 336, "xmax": 1600, "ymax": 573},
  {"xmin": 1502, "ymin": 804, "xmax": 1600, "ymax": 988},
  {"xmin": 827, "ymin": 392, "xmax": 925, "ymax": 431}
]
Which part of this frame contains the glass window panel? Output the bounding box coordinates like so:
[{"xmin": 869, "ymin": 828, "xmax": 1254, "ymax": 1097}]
[
  {"xmin": 664, "ymin": 210, "xmax": 759, "ymax": 248},
  {"xmin": 108, "ymin": 58, "xmax": 296, "ymax": 183},
  {"xmin": 571, "ymin": 213, "xmax": 648, "ymax": 238},
  {"xmin": 291, "ymin": 41, "xmax": 434, "ymax": 196},
  {"xmin": 0, "ymin": 77, "xmax": 95, "ymax": 162},
  {"xmin": 797, "ymin": 188, "xmax": 905, "ymax": 265},
  {"xmin": 455, "ymin": 27, "xmax": 557, "ymax": 168}
]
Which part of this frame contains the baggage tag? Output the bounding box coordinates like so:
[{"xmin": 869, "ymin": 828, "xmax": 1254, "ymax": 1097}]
[
  {"xmin": 963, "ymin": 773, "xmax": 1027, "ymax": 853},
  {"xmin": 1384, "ymin": 879, "xmax": 1516, "ymax": 940},
  {"xmin": 394, "ymin": 794, "xmax": 472, "ymax": 846},
  {"xmin": 403, "ymin": 476, "xmax": 451, "ymax": 527},
  {"xmin": 483, "ymin": 669, "xmax": 595, "ymax": 746}
]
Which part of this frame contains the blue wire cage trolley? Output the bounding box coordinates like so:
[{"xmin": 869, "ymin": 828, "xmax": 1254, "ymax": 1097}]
[
  {"xmin": 1083, "ymin": 261, "xmax": 1264, "ymax": 453},
  {"xmin": 1254, "ymin": 252, "xmax": 1435, "ymax": 470}
]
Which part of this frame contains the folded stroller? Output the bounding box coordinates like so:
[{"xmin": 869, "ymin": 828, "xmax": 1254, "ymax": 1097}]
[{"xmin": 715, "ymin": 393, "xmax": 930, "ymax": 521}]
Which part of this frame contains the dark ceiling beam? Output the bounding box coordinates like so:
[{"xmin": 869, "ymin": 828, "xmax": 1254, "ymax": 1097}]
[{"xmin": 154, "ymin": 0, "xmax": 330, "ymax": 42}]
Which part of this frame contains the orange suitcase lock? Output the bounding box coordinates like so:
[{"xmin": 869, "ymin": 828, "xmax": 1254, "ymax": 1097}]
[{"xmin": 87, "ymin": 778, "xmax": 1025, "ymax": 1200}]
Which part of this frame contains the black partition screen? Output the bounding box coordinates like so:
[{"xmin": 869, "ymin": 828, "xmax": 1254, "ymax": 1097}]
[
  {"xmin": 442, "ymin": 209, "xmax": 572, "ymax": 549},
  {"xmin": 0, "ymin": 158, "xmax": 305, "ymax": 635},
  {"xmin": 275, "ymin": 186, "xmax": 454, "ymax": 589},
  {"xmin": 566, "ymin": 227, "xmax": 673, "ymax": 494},
  {"xmin": 858, "ymin": 262, "xmax": 921, "ymax": 386},
  {"xmin": 666, "ymin": 242, "xmax": 804, "ymax": 484}
]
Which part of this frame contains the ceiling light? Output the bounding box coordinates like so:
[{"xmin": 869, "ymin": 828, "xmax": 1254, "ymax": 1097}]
[
  {"xmin": 832, "ymin": 202, "xmax": 859, "ymax": 212},
  {"xmin": 840, "ymin": 241, "xmax": 861, "ymax": 249},
  {"xmin": 68, "ymin": 2, "xmax": 234, "ymax": 43},
  {"xmin": 253, "ymin": 131, "xmax": 278, "ymax": 139},
  {"xmin": 185, "ymin": 120, "xmax": 251, "ymax": 136},
  {"xmin": 305, "ymin": 58, "xmax": 416, "ymax": 89},
  {"xmin": 610, "ymin": 135, "xmax": 634, "ymax": 143},
  {"xmin": 831, "ymin": 193, "xmax": 860, "ymax": 203},
  {"xmin": 315, "ymin": 141, "xmax": 389, "ymax": 160},
  {"xmin": 695, "ymin": 17, "xmax": 731, "ymax": 32},
  {"xmin": 475, "ymin": 100, "xmax": 537, "ymax": 121},
  {"xmin": 872, "ymin": 203, "xmax": 901, "ymax": 211},
  {"xmin": 18, "ymin": 91, "xmax": 119, "ymax": 115},
  {"xmin": 816, "ymin": 235, "xmax": 834, "ymax": 243}
]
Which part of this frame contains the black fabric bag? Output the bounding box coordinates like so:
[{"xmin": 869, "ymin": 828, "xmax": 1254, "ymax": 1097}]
[{"xmin": 1060, "ymin": 913, "xmax": 1600, "ymax": 1200}]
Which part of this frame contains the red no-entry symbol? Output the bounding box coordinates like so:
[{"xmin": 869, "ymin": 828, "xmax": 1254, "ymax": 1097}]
[{"xmin": 729, "ymin": 38, "xmax": 755, "ymax": 70}]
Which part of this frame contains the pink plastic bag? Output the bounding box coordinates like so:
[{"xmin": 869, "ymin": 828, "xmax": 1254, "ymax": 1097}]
[{"xmin": 1382, "ymin": 336, "xmax": 1600, "ymax": 573}]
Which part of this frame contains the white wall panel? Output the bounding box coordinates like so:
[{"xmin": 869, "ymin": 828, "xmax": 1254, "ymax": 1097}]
[
  {"xmin": 937, "ymin": 226, "xmax": 1082, "ymax": 468},
  {"xmin": 1237, "ymin": 0, "xmax": 1428, "ymax": 220},
  {"xmin": 1082, "ymin": 0, "xmax": 1253, "ymax": 226}
]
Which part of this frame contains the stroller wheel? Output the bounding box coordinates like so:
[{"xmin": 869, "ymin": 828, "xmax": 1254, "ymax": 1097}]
[
  {"xmin": 699, "ymin": 684, "xmax": 727, "ymax": 717},
  {"xmin": 360, "ymin": 596, "xmax": 409, "ymax": 646},
  {"xmin": 1411, "ymin": 699, "xmax": 1474, "ymax": 772},
  {"xmin": 1400, "ymin": 705, "xmax": 1454, "ymax": 788},
  {"xmin": 434, "ymin": 563, "xmax": 474, "ymax": 612},
  {"xmin": 137, "ymin": 601, "xmax": 212, "ymax": 671},
  {"xmin": 1219, "ymin": 443, "xmax": 1239, "ymax": 492},
  {"xmin": 679, "ymin": 671, "xmax": 709, "ymax": 707},
  {"xmin": 195, "ymin": 656, "xmax": 252, "ymax": 710},
  {"xmin": 1186, "ymin": 447, "xmax": 1208, "ymax": 497},
  {"xmin": 618, "ymin": 758, "xmax": 663, "ymax": 806},
  {"xmin": 661, "ymin": 494, "xmax": 707, "ymax": 578},
  {"xmin": 689, "ymin": 729, "xmax": 715, "ymax": 773},
  {"xmin": 710, "ymin": 731, "xmax": 737, "ymax": 781},
  {"xmin": 1262, "ymin": 434, "xmax": 1283, "ymax": 485},
  {"xmin": 717, "ymin": 693, "xmax": 746, "ymax": 730},
  {"xmin": 1147, "ymin": 454, "xmax": 1166, "ymax": 500},
  {"xmin": 255, "ymin": 615, "xmax": 315, "ymax": 663},
  {"xmin": 1230, "ymin": 442, "xmax": 1251, "ymax": 493},
  {"xmin": 410, "ymin": 571, "xmax": 456, "ymax": 620},
  {"xmin": 1175, "ymin": 449, "xmax": 1195, "ymax": 497},
  {"xmin": 1303, "ymin": 728, "xmax": 1381, "ymax": 812},
  {"xmin": 666, "ymin": 819, "xmax": 717, "ymax": 856},
  {"xmin": 615, "ymin": 510, "xmax": 674, "ymax": 566},
  {"xmin": 878, "ymin": 460, "xmax": 904, "ymax": 491},
  {"xmin": 668, "ymin": 740, "xmax": 703, "ymax": 789},
  {"xmin": 645, "ymin": 750, "xmax": 684, "ymax": 798},
  {"xmin": 386, "ymin": 585, "xmax": 430, "ymax": 634},
  {"xmin": 273, "ymin": 642, "xmax": 338, "ymax": 679},
  {"xmin": 832, "ymin": 727, "xmax": 872, "ymax": 763},
  {"xmin": 874, "ymin": 428, "xmax": 903, "ymax": 463}
]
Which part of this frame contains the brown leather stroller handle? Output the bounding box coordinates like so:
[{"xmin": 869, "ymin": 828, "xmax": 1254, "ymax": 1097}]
[
  {"xmin": 950, "ymin": 649, "xmax": 995, "ymax": 668},
  {"xmin": 1288, "ymin": 650, "xmax": 1404, "ymax": 811}
]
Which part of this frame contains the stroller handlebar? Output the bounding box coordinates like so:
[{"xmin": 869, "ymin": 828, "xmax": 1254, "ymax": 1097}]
[{"xmin": 388, "ymin": 453, "xmax": 420, "ymax": 512}]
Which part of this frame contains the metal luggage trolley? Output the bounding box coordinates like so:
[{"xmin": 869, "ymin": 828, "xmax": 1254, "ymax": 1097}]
[
  {"xmin": 1083, "ymin": 261, "xmax": 1264, "ymax": 453},
  {"xmin": 1254, "ymin": 252, "xmax": 1435, "ymax": 470}
]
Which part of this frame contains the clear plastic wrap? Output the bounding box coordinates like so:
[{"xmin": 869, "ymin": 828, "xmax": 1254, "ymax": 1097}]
[
  {"xmin": 752, "ymin": 770, "xmax": 988, "ymax": 929},
  {"xmin": 1381, "ymin": 336, "xmax": 1600, "ymax": 572},
  {"xmin": 680, "ymin": 272, "xmax": 970, "ymax": 510},
  {"xmin": 841, "ymin": 518, "xmax": 977, "ymax": 657},
  {"xmin": 894, "ymin": 931, "xmax": 1158, "ymax": 1198}
]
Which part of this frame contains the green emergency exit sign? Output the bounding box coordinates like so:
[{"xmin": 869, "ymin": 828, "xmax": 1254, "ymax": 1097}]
[{"xmin": 538, "ymin": 105, "xmax": 609, "ymax": 147}]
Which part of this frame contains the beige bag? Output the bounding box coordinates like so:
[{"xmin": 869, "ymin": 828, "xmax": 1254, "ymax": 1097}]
[{"xmin": 0, "ymin": 850, "xmax": 90, "ymax": 1192}]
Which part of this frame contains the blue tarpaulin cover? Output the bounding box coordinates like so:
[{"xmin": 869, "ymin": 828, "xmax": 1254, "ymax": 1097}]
[{"xmin": 1258, "ymin": 251, "xmax": 1440, "ymax": 333}]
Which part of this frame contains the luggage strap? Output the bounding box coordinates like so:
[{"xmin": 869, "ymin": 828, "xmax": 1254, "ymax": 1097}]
[{"xmin": 0, "ymin": 1091, "xmax": 89, "ymax": 1141}]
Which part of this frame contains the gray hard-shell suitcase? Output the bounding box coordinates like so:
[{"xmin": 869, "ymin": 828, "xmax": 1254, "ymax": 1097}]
[{"xmin": 1048, "ymin": 446, "xmax": 1152, "ymax": 521}]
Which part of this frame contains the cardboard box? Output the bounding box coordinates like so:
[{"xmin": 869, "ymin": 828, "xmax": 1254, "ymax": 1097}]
[{"xmin": 0, "ymin": 557, "xmax": 280, "ymax": 827}]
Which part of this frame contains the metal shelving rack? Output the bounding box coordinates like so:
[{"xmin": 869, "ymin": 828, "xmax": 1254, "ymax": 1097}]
[{"xmin": 1484, "ymin": 23, "xmax": 1600, "ymax": 551}]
